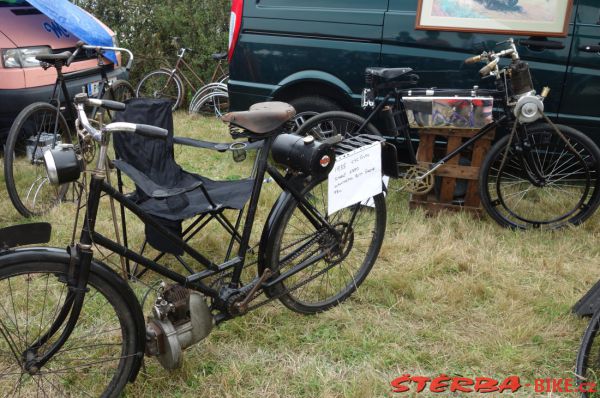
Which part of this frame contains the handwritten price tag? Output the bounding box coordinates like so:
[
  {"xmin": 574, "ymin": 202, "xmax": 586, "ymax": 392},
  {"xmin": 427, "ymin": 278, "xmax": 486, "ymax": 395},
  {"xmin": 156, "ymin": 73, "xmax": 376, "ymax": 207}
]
[{"xmin": 327, "ymin": 141, "xmax": 382, "ymax": 215}]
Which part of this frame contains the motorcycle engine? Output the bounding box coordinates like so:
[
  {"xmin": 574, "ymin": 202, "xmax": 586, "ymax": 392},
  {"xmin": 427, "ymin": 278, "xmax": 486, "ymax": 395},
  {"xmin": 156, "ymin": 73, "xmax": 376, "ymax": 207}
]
[{"xmin": 146, "ymin": 285, "xmax": 214, "ymax": 370}]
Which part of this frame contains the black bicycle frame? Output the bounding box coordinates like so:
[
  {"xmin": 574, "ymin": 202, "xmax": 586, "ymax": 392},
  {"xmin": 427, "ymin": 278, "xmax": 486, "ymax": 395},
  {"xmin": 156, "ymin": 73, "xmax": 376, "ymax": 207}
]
[
  {"xmin": 28, "ymin": 133, "xmax": 343, "ymax": 368},
  {"xmin": 358, "ymin": 83, "xmax": 512, "ymax": 174}
]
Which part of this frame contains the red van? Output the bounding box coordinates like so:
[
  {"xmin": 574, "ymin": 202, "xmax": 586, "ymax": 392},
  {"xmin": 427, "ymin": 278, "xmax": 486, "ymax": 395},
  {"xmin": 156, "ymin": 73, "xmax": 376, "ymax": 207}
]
[{"xmin": 0, "ymin": 0, "xmax": 127, "ymax": 138}]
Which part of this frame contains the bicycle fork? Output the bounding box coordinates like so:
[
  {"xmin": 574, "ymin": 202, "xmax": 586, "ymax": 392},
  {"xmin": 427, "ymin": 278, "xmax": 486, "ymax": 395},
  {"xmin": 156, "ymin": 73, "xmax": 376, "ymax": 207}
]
[{"xmin": 22, "ymin": 168, "xmax": 105, "ymax": 373}]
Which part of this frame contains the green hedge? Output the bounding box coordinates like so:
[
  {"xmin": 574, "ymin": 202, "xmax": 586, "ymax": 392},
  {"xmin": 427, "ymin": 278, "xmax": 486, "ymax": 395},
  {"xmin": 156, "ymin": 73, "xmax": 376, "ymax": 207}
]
[{"xmin": 73, "ymin": 0, "xmax": 230, "ymax": 84}]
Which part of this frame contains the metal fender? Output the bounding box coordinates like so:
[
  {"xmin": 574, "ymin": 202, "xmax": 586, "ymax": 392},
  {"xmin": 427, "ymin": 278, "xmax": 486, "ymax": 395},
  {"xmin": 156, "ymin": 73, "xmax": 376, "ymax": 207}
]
[
  {"xmin": 274, "ymin": 70, "xmax": 353, "ymax": 97},
  {"xmin": 0, "ymin": 247, "xmax": 146, "ymax": 382}
]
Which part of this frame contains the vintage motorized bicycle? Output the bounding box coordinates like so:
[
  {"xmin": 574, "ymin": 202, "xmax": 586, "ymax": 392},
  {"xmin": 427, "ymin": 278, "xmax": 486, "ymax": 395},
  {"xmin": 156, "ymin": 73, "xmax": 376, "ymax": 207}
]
[
  {"xmin": 298, "ymin": 38, "xmax": 600, "ymax": 230},
  {"xmin": 0, "ymin": 93, "xmax": 386, "ymax": 395}
]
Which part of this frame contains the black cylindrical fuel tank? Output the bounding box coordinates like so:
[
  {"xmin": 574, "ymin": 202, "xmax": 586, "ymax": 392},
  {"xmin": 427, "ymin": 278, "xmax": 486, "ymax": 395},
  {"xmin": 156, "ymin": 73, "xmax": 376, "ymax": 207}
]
[{"xmin": 271, "ymin": 134, "xmax": 335, "ymax": 177}]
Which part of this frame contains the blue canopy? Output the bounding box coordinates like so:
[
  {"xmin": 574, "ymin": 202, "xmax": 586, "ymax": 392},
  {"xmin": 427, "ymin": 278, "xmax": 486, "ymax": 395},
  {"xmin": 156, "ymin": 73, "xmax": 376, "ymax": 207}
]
[{"xmin": 27, "ymin": 0, "xmax": 117, "ymax": 63}]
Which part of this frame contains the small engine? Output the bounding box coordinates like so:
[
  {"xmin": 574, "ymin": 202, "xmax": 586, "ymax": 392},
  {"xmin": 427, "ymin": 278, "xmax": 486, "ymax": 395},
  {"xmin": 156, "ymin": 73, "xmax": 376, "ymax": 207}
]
[{"xmin": 145, "ymin": 284, "xmax": 213, "ymax": 370}]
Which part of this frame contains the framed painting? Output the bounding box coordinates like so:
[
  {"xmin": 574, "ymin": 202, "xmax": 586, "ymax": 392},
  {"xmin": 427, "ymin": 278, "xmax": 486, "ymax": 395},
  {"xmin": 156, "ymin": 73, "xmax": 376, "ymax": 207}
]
[{"xmin": 416, "ymin": 0, "xmax": 574, "ymax": 37}]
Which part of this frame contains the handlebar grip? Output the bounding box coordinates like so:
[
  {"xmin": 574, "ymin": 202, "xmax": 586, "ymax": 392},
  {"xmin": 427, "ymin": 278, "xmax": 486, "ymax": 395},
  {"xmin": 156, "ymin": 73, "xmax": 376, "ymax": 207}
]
[
  {"xmin": 479, "ymin": 59, "xmax": 498, "ymax": 76},
  {"xmin": 135, "ymin": 124, "xmax": 169, "ymax": 139},
  {"xmin": 75, "ymin": 40, "xmax": 85, "ymax": 48},
  {"xmin": 465, "ymin": 55, "xmax": 482, "ymax": 64},
  {"xmin": 100, "ymin": 99, "xmax": 126, "ymax": 111},
  {"xmin": 87, "ymin": 98, "xmax": 126, "ymax": 111}
]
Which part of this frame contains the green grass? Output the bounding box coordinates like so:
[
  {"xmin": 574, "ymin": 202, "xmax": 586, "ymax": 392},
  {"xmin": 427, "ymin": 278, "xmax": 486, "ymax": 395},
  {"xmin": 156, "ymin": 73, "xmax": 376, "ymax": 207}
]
[{"xmin": 1, "ymin": 112, "xmax": 599, "ymax": 397}]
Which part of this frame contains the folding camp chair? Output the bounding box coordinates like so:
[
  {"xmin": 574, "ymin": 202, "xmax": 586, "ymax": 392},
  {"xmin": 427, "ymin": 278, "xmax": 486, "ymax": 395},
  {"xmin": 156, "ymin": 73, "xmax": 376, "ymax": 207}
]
[{"xmin": 112, "ymin": 98, "xmax": 256, "ymax": 276}]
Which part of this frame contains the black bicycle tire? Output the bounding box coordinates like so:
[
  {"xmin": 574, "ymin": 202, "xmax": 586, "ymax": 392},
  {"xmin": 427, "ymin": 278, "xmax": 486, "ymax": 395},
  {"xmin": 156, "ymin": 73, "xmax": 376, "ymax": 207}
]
[
  {"xmin": 135, "ymin": 69, "xmax": 183, "ymax": 111},
  {"xmin": 3, "ymin": 102, "xmax": 73, "ymax": 217},
  {"xmin": 576, "ymin": 310, "xmax": 600, "ymax": 398},
  {"xmin": 295, "ymin": 110, "xmax": 381, "ymax": 139},
  {"xmin": 190, "ymin": 89, "xmax": 229, "ymax": 117},
  {"xmin": 103, "ymin": 79, "xmax": 135, "ymax": 103},
  {"xmin": 263, "ymin": 177, "xmax": 386, "ymax": 314},
  {"xmin": 479, "ymin": 123, "xmax": 600, "ymax": 229},
  {"xmin": 0, "ymin": 259, "xmax": 139, "ymax": 397}
]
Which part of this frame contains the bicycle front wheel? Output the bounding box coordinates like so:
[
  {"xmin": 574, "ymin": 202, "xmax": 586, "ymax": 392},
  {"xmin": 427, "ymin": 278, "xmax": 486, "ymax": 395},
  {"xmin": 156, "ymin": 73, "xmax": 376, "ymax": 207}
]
[
  {"xmin": 0, "ymin": 258, "xmax": 140, "ymax": 397},
  {"xmin": 3, "ymin": 102, "xmax": 76, "ymax": 217},
  {"xmin": 263, "ymin": 177, "xmax": 386, "ymax": 314},
  {"xmin": 479, "ymin": 123, "xmax": 600, "ymax": 229},
  {"xmin": 576, "ymin": 310, "xmax": 600, "ymax": 398},
  {"xmin": 135, "ymin": 69, "xmax": 183, "ymax": 111}
]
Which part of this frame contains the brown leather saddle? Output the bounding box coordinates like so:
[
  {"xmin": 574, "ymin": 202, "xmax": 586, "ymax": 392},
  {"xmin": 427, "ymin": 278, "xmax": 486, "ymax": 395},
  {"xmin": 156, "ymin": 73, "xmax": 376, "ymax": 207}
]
[{"xmin": 222, "ymin": 101, "xmax": 296, "ymax": 134}]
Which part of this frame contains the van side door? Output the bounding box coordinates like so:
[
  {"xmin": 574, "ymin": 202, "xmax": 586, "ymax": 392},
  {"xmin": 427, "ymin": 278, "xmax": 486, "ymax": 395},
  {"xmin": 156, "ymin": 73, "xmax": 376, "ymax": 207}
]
[
  {"xmin": 560, "ymin": 0, "xmax": 600, "ymax": 142},
  {"xmin": 230, "ymin": 0, "xmax": 388, "ymax": 111}
]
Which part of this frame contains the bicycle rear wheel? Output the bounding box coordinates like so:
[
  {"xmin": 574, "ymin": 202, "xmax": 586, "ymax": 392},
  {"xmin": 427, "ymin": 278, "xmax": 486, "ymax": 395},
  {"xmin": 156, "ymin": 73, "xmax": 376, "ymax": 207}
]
[
  {"xmin": 3, "ymin": 102, "xmax": 76, "ymax": 217},
  {"xmin": 100, "ymin": 80, "xmax": 135, "ymax": 123},
  {"xmin": 0, "ymin": 258, "xmax": 140, "ymax": 397},
  {"xmin": 135, "ymin": 69, "xmax": 183, "ymax": 111},
  {"xmin": 294, "ymin": 111, "xmax": 381, "ymax": 139},
  {"xmin": 576, "ymin": 310, "xmax": 600, "ymax": 398},
  {"xmin": 104, "ymin": 79, "xmax": 135, "ymax": 103},
  {"xmin": 263, "ymin": 177, "xmax": 386, "ymax": 314},
  {"xmin": 479, "ymin": 123, "xmax": 600, "ymax": 229}
]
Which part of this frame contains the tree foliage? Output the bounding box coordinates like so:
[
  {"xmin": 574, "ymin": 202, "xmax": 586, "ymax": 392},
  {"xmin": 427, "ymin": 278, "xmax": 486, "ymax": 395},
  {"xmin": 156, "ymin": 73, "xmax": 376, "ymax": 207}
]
[{"xmin": 72, "ymin": 0, "xmax": 230, "ymax": 83}]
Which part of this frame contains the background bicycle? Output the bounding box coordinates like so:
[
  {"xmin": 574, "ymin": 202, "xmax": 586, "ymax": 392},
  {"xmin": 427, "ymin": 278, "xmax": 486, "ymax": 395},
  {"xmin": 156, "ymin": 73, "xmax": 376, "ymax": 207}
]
[
  {"xmin": 3, "ymin": 42, "xmax": 135, "ymax": 217},
  {"xmin": 136, "ymin": 37, "xmax": 228, "ymax": 112},
  {"xmin": 297, "ymin": 38, "xmax": 600, "ymax": 230}
]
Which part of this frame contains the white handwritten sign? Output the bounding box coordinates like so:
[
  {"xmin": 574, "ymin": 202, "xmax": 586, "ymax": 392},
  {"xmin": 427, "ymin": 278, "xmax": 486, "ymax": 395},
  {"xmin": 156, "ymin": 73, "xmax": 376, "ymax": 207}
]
[{"xmin": 328, "ymin": 141, "xmax": 382, "ymax": 215}]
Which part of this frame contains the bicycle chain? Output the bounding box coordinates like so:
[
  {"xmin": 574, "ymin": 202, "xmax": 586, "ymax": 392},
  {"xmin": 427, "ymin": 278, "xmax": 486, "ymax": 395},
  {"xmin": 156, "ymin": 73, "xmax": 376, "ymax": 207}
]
[{"xmin": 241, "ymin": 228, "xmax": 341, "ymax": 313}]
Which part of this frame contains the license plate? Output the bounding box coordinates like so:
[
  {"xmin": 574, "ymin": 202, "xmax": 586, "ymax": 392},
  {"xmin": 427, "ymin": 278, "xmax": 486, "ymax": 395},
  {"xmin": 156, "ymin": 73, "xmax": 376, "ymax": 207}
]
[
  {"xmin": 86, "ymin": 77, "xmax": 117, "ymax": 98},
  {"xmin": 87, "ymin": 81, "xmax": 101, "ymax": 97}
]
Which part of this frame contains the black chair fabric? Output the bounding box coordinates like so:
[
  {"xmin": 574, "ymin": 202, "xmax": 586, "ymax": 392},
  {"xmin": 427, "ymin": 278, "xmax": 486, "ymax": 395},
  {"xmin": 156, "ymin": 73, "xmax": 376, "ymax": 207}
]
[{"xmin": 112, "ymin": 98, "xmax": 254, "ymax": 254}]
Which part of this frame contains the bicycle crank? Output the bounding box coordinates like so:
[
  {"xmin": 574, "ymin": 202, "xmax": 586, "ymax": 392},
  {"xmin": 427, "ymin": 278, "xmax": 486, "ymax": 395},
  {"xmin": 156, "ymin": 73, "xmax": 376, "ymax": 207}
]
[{"xmin": 402, "ymin": 165, "xmax": 435, "ymax": 194}]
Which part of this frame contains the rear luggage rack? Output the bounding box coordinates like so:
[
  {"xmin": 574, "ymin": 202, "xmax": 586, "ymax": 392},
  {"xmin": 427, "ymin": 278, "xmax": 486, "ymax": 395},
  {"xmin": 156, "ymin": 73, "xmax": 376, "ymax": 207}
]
[{"xmin": 335, "ymin": 134, "xmax": 398, "ymax": 178}]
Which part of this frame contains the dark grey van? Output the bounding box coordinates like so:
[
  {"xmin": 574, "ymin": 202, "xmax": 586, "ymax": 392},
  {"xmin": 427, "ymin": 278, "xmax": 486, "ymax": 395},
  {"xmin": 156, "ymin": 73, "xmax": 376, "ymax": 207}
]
[{"xmin": 227, "ymin": 0, "xmax": 600, "ymax": 142}]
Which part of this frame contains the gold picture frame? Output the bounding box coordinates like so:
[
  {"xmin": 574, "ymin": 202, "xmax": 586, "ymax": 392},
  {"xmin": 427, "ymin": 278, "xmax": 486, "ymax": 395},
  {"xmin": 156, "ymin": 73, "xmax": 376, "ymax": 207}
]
[{"xmin": 416, "ymin": 0, "xmax": 573, "ymax": 37}]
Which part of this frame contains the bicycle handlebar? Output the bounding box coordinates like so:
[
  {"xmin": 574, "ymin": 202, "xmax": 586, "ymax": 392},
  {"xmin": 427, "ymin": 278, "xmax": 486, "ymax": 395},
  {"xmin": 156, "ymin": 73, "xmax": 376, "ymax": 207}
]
[
  {"xmin": 74, "ymin": 94, "xmax": 168, "ymax": 142},
  {"xmin": 76, "ymin": 43, "xmax": 135, "ymax": 71},
  {"xmin": 465, "ymin": 38, "xmax": 519, "ymax": 77}
]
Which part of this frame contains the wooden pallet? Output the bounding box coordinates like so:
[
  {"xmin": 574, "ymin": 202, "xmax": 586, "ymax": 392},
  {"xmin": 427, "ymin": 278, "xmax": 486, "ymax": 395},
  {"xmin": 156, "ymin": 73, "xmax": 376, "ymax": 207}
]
[{"xmin": 408, "ymin": 127, "xmax": 496, "ymax": 215}]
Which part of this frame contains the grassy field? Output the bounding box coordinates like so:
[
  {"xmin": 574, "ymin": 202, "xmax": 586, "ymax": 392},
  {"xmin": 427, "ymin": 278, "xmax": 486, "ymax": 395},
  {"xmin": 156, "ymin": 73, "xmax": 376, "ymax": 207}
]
[{"xmin": 1, "ymin": 113, "xmax": 599, "ymax": 397}]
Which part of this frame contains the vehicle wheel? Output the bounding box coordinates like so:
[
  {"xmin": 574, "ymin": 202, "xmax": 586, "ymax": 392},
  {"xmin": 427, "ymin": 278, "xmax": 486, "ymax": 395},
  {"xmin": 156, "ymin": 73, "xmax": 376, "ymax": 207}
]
[
  {"xmin": 189, "ymin": 82, "xmax": 228, "ymax": 114},
  {"xmin": 263, "ymin": 177, "xmax": 386, "ymax": 314},
  {"xmin": 479, "ymin": 123, "xmax": 600, "ymax": 229},
  {"xmin": 0, "ymin": 259, "xmax": 139, "ymax": 396},
  {"xmin": 576, "ymin": 310, "xmax": 600, "ymax": 398},
  {"xmin": 104, "ymin": 80, "xmax": 135, "ymax": 103},
  {"xmin": 289, "ymin": 96, "xmax": 342, "ymax": 131},
  {"xmin": 3, "ymin": 102, "xmax": 76, "ymax": 217},
  {"xmin": 101, "ymin": 80, "xmax": 135, "ymax": 122},
  {"xmin": 136, "ymin": 69, "xmax": 183, "ymax": 111},
  {"xmin": 295, "ymin": 110, "xmax": 381, "ymax": 140},
  {"xmin": 189, "ymin": 89, "xmax": 229, "ymax": 118}
]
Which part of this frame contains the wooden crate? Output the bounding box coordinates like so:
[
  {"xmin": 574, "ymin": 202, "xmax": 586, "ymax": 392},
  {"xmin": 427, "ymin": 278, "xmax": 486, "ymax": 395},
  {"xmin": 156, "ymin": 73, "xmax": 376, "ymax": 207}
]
[{"xmin": 409, "ymin": 127, "xmax": 496, "ymax": 215}]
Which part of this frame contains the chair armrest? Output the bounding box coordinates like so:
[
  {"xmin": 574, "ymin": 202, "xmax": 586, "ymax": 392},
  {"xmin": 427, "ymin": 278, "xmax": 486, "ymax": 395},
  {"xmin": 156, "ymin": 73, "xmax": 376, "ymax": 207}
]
[{"xmin": 173, "ymin": 136, "xmax": 264, "ymax": 151}]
